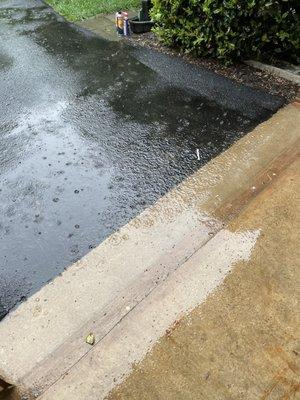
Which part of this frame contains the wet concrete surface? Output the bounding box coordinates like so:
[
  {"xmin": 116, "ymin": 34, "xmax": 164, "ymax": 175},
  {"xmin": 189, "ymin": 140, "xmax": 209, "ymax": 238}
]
[
  {"xmin": 108, "ymin": 155, "xmax": 300, "ymax": 400},
  {"xmin": 0, "ymin": 0, "xmax": 284, "ymax": 319}
]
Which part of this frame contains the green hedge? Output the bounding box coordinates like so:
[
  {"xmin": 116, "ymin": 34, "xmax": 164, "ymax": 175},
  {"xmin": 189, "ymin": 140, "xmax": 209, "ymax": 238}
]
[{"xmin": 151, "ymin": 0, "xmax": 300, "ymax": 64}]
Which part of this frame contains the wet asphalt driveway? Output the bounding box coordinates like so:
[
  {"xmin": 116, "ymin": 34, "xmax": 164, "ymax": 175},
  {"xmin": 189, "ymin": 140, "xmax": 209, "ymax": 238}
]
[{"xmin": 0, "ymin": 0, "xmax": 284, "ymax": 319}]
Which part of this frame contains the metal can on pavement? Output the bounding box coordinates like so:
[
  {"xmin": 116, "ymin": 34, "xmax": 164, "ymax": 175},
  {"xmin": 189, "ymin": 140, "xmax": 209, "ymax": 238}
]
[
  {"xmin": 115, "ymin": 11, "xmax": 124, "ymax": 35},
  {"xmin": 123, "ymin": 12, "xmax": 130, "ymax": 36}
]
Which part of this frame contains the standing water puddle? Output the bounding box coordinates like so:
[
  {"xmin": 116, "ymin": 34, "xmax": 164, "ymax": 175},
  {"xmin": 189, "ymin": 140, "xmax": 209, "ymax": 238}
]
[{"xmin": 0, "ymin": 0, "xmax": 284, "ymax": 318}]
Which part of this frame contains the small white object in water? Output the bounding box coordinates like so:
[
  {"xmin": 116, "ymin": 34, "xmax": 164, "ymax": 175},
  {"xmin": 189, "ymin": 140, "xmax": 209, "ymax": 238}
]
[
  {"xmin": 125, "ymin": 305, "xmax": 131, "ymax": 312},
  {"xmin": 196, "ymin": 149, "xmax": 200, "ymax": 160}
]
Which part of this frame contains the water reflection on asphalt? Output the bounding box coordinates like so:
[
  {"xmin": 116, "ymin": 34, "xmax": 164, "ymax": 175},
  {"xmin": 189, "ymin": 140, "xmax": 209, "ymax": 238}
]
[{"xmin": 0, "ymin": 0, "xmax": 284, "ymax": 318}]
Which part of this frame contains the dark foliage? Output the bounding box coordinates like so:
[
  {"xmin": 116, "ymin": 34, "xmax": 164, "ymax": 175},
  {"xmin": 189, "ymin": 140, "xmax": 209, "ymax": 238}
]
[{"xmin": 151, "ymin": 0, "xmax": 300, "ymax": 64}]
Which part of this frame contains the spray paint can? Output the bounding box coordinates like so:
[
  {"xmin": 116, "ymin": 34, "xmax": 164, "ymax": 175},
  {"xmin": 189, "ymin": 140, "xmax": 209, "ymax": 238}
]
[
  {"xmin": 115, "ymin": 11, "xmax": 124, "ymax": 35},
  {"xmin": 123, "ymin": 12, "xmax": 130, "ymax": 36}
]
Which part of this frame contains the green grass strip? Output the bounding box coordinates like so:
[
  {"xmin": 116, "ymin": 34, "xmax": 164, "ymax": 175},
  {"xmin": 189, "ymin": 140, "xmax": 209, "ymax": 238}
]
[{"xmin": 46, "ymin": 0, "xmax": 139, "ymax": 21}]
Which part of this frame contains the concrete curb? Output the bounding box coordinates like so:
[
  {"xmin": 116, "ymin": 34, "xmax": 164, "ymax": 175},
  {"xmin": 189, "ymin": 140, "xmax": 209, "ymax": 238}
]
[
  {"xmin": 0, "ymin": 104, "xmax": 299, "ymax": 399},
  {"xmin": 245, "ymin": 60, "xmax": 300, "ymax": 85}
]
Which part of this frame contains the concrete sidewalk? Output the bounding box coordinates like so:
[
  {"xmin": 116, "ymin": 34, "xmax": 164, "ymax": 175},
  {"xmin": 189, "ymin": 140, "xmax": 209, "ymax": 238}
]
[
  {"xmin": 0, "ymin": 103, "xmax": 299, "ymax": 399},
  {"xmin": 108, "ymin": 144, "xmax": 300, "ymax": 400},
  {"xmin": 77, "ymin": 11, "xmax": 136, "ymax": 41}
]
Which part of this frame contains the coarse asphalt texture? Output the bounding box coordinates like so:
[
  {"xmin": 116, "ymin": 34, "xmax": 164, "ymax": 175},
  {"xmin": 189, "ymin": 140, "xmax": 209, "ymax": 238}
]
[{"xmin": 0, "ymin": 0, "xmax": 284, "ymax": 319}]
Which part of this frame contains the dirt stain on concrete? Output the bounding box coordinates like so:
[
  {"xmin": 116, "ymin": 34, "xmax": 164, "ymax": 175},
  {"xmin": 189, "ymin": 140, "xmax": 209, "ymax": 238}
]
[{"xmin": 107, "ymin": 158, "xmax": 300, "ymax": 400}]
